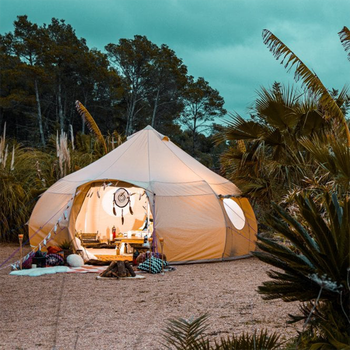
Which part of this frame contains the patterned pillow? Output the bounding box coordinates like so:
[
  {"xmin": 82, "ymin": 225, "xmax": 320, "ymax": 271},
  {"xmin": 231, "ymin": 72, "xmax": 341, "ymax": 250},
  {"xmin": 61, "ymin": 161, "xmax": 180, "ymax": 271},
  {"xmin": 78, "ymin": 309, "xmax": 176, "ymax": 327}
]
[
  {"xmin": 46, "ymin": 253, "xmax": 64, "ymax": 266},
  {"xmin": 138, "ymin": 256, "xmax": 168, "ymax": 274}
]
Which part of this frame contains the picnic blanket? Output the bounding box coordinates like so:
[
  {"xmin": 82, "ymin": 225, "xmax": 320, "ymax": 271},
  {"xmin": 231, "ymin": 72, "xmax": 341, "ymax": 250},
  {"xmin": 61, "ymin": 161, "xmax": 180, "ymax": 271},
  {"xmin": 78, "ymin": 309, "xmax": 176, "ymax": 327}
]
[{"xmin": 10, "ymin": 265, "xmax": 107, "ymax": 277}]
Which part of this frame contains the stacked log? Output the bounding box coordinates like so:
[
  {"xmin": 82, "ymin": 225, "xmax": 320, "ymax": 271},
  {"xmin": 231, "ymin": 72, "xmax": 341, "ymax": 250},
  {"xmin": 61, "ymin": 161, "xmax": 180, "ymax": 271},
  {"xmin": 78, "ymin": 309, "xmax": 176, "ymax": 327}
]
[{"xmin": 99, "ymin": 260, "xmax": 136, "ymax": 278}]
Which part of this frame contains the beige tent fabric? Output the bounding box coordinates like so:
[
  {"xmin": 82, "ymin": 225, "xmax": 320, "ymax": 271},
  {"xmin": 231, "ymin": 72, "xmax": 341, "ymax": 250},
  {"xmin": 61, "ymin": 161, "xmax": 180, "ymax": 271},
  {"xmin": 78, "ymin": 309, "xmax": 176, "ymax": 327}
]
[
  {"xmin": 155, "ymin": 194, "xmax": 226, "ymax": 262},
  {"xmin": 28, "ymin": 126, "xmax": 257, "ymax": 263},
  {"xmin": 221, "ymin": 198, "xmax": 258, "ymax": 259}
]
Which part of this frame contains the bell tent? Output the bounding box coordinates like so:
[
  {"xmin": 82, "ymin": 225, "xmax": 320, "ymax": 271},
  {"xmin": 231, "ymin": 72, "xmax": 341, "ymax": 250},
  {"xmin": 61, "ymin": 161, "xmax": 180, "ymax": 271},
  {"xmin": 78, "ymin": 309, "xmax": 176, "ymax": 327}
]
[{"xmin": 28, "ymin": 126, "xmax": 257, "ymax": 263}]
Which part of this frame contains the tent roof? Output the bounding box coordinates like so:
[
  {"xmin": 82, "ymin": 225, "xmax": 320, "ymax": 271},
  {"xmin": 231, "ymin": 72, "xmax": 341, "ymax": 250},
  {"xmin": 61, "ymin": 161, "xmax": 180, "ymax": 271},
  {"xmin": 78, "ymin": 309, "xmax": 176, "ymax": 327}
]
[{"xmin": 47, "ymin": 126, "xmax": 241, "ymax": 197}]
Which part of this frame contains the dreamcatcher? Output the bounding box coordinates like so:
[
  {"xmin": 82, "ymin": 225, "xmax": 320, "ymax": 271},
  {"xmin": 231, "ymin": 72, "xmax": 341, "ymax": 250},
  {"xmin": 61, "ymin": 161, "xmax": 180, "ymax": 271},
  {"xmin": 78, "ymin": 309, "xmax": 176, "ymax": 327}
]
[{"xmin": 112, "ymin": 188, "xmax": 134, "ymax": 225}]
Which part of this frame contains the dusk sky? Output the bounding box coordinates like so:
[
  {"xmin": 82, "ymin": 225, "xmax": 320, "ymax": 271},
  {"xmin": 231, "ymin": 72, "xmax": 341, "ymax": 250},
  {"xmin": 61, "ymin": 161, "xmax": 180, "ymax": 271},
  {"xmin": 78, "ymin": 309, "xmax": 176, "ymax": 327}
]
[{"xmin": 1, "ymin": 0, "xmax": 349, "ymax": 120}]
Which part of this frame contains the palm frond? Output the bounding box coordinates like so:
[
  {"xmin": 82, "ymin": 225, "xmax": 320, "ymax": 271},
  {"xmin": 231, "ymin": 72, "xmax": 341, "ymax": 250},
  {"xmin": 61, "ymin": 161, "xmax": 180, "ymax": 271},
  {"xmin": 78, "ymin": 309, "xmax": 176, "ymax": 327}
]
[
  {"xmin": 223, "ymin": 113, "xmax": 269, "ymax": 141},
  {"xmin": 75, "ymin": 100, "xmax": 107, "ymax": 154},
  {"xmin": 217, "ymin": 329, "xmax": 282, "ymax": 350},
  {"xmin": 255, "ymin": 85, "xmax": 301, "ymax": 130},
  {"xmin": 339, "ymin": 26, "xmax": 350, "ymax": 62},
  {"xmin": 262, "ymin": 29, "xmax": 350, "ymax": 146},
  {"xmin": 300, "ymin": 134, "xmax": 350, "ymax": 191},
  {"xmin": 161, "ymin": 314, "xmax": 209, "ymax": 350}
]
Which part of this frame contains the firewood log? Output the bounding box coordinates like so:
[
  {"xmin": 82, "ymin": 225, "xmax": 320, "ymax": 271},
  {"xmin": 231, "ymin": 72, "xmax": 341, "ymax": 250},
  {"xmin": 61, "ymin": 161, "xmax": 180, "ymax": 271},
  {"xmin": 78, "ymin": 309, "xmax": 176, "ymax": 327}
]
[
  {"xmin": 111, "ymin": 271, "xmax": 119, "ymax": 278},
  {"xmin": 117, "ymin": 260, "xmax": 127, "ymax": 277},
  {"xmin": 124, "ymin": 261, "xmax": 136, "ymax": 277},
  {"xmin": 100, "ymin": 261, "xmax": 118, "ymax": 277}
]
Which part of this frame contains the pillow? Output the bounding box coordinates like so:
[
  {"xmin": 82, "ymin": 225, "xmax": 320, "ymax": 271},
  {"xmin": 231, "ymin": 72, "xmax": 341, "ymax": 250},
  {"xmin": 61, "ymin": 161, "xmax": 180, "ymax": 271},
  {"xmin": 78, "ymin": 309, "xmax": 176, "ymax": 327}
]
[
  {"xmin": 22, "ymin": 256, "xmax": 33, "ymax": 269},
  {"xmin": 47, "ymin": 246, "xmax": 62, "ymax": 255},
  {"xmin": 46, "ymin": 253, "xmax": 64, "ymax": 266},
  {"xmin": 138, "ymin": 256, "xmax": 168, "ymax": 274},
  {"xmin": 66, "ymin": 254, "xmax": 84, "ymax": 267}
]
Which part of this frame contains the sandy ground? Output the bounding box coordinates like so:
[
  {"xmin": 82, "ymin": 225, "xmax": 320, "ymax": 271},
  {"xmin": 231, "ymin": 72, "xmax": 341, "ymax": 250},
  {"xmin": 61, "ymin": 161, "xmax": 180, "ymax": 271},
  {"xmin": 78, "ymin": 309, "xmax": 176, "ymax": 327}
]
[{"xmin": 0, "ymin": 243, "xmax": 301, "ymax": 350}]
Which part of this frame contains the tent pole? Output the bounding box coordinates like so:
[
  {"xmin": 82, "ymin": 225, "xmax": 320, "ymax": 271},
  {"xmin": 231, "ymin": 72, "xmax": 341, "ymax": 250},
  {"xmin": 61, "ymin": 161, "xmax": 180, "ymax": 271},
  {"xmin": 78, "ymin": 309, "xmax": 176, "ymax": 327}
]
[
  {"xmin": 147, "ymin": 197, "xmax": 150, "ymax": 237},
  {"xmin": 18, "ymin": 234, "xmax": 23, "ymax": 269}
]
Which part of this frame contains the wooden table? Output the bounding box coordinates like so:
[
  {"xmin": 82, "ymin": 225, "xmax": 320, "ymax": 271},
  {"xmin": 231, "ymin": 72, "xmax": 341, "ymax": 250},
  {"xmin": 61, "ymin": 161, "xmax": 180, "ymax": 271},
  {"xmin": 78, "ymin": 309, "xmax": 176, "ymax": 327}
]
[{"xmin": 113, "ymin": 237, "xmax": 145, "ymax": 255}]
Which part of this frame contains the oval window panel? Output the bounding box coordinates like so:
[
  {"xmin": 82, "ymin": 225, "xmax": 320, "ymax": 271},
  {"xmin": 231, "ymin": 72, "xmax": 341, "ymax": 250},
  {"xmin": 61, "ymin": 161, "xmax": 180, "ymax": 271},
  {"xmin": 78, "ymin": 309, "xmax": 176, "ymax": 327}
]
[{"xmin": 223, "ymin": 198, "xmax": 246, "ymax": 230}]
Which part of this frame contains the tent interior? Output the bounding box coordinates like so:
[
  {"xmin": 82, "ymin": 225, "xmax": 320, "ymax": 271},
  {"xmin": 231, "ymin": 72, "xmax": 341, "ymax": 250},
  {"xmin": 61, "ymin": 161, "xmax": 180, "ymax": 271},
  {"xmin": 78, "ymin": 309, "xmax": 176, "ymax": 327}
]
[{"xmin": 74, "ymin": 181, "xmax": 153, "ymax": 260}]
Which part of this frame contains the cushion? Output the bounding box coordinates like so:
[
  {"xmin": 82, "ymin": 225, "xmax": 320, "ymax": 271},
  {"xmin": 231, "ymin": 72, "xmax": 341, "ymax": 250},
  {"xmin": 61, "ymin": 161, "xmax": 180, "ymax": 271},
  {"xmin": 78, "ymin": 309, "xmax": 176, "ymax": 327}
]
[
  {"xmin": 46, "ymin": 253, "xmax": 64, "ymax": 266},
  {"xmin": 47, "ymin": 246, "xmax": 62, "ymax": 254},
  {"xmin": 22, "ymin": 256, "xmax": 33, "ymax": 269},
  {"xmin": 75, "ymin": 238, "xmax": 97, "ymax": 262},
  {"xmin": 66, "ymin": 254, "xmax": 84, "ymax": 267},
  {"xmin": 138, "ymin": 256, "xmax": 168, "ymax": 274}
]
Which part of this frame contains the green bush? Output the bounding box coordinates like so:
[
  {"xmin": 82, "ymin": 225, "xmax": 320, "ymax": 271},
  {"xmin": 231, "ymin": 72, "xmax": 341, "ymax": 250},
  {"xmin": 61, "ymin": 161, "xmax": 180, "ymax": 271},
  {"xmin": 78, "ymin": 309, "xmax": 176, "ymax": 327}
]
[{"xmin": 253, "ymin": 192, "xmax": 350, "ymax": 348}]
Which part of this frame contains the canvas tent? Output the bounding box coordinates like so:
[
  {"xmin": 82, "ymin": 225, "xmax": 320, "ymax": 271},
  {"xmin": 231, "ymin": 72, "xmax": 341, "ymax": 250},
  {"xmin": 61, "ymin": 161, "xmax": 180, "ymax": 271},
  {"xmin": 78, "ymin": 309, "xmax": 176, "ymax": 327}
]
[{"xmin": 28, "ymin": 126, "xmax": 257, "ymax": 263}]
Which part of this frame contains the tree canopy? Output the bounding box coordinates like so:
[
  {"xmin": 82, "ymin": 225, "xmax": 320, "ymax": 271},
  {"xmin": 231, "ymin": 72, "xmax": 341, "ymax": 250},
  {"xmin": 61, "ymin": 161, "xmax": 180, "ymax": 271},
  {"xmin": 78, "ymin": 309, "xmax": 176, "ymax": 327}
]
[{"xmin": 0, "ymin": 16, "xmax": 226, "ymax": 160}]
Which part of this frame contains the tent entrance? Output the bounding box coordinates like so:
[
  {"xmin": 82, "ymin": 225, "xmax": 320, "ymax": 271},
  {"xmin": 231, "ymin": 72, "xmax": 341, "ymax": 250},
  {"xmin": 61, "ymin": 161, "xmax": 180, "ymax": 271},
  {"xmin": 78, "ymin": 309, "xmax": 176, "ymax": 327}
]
[{"xmin": 74, "ymin": 181, "xmax": 152, "ymax": 259}]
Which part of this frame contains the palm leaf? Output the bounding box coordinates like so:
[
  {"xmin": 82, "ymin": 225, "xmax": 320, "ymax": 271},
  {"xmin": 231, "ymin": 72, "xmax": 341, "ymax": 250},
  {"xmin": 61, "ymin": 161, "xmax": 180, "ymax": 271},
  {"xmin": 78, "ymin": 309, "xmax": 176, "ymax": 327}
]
[
  {"xmin": 262, "ymin": 29, "xmax": 350, "ymax": 146},
  {"xmin": 75, "ymin": 100, "xmax": 107, "ymax": 154},
  {"xmin": 218, "ymin": 329, "xmax": 282, "ymax": 350},
  {"xmin": 161, "ymin": 314, "xmax": 209, "ymax": 350},
  {"xmin": 339, "ymin": 26, "xmax": 350, "ymax": 62}
]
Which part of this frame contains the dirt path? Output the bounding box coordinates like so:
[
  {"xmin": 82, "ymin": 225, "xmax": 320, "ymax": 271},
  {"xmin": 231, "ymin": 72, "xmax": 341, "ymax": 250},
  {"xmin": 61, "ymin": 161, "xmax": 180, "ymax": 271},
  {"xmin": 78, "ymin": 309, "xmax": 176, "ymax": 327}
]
[{"xmin": 0, "ymin": 244, "xmax": 300, "ymax": 350}]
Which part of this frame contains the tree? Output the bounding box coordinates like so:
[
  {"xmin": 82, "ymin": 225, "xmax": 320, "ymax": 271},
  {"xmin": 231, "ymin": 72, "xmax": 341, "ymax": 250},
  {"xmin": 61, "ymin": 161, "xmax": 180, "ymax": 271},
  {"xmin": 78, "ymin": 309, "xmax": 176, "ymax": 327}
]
[
  {"xmin": 0, "ymin": 16, "xmax": 50, "ymax": 146},
  {"xmin": 44, "ymin": 18, "xmax": 92, "ymax": 132},
  {"xmin": 105, "ymin": 35, "xmax": 158, "ymax": 135},
  {"xmin": 262, "ymin": 29, "xmax": 350, "ymax": 146},
  {"xmin": 218, "ymin": 84, "xmax": 328, "ymax": 212},
  {"xmin": 249, "ymin": 28, "xmax": 350, "ymax": 347},
  {"xmin": 146, "ymin": 44, "xmax": 187, "ymax": 132},
  {"xmin": 105, "ymin": 35, "xmax": 188, "ymax": 135},
  {"xmin": 181, "ymin": 76, "xmax": 226, "ymax": 156}
]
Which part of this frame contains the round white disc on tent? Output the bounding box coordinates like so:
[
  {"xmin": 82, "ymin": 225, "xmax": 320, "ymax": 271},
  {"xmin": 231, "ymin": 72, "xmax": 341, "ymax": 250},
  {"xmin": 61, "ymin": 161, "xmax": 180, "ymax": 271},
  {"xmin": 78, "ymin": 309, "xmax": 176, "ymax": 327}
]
[{"xmin": 223, "ymin": 198, "xmax": 246, "ymax": 230}]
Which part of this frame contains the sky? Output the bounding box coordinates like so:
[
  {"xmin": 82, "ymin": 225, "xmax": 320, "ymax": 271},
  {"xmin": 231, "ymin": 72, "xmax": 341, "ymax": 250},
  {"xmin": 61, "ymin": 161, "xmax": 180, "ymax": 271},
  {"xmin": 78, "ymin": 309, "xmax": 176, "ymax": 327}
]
[{"xmin": 0, "ymin": 0, "xmax": 349, "ymax": 121}]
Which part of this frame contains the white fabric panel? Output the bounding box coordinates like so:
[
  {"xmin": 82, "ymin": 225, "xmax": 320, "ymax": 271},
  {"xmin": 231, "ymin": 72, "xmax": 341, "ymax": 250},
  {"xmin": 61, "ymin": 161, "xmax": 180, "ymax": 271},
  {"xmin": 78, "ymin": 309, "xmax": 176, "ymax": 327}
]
[
  {"xmin": 152, "ymin": 181, "xmax": 214, "ymax": 197},
  {"xmin": 47, "ymin": 179, "xmax": 81, "ymax": 194}
]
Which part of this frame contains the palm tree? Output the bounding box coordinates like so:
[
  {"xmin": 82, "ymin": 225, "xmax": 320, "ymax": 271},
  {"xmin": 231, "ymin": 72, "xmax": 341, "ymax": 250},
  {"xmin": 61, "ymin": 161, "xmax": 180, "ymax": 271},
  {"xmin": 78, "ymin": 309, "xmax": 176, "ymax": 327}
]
[
  {"xmin": 339, "ymin": 26, "xmax": 350, "ymax": 62},
  {"xmin": 218, "ymin": 83, "xmax": 328, "ymax": 212},
  {"xmin": 262, "ymin": 29, "xmax": 350, "ymax": 146}
]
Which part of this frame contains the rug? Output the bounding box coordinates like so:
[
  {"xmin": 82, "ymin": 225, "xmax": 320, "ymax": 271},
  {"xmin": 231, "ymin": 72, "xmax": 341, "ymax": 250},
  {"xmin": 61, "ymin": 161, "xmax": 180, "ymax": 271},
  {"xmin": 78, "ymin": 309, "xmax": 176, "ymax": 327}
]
[
  {"xmin": 10, "ymin": 265, "xmax": 108, "ymax": 277},
  {"xmin": 67, "ymin": 265, "xmax": 108, "ymax": 274}
]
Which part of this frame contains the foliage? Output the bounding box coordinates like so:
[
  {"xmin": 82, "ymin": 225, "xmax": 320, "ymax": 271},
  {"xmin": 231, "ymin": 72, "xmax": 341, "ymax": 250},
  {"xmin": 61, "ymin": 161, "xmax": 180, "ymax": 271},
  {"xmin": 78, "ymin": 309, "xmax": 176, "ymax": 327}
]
[
  {"xmin": 180, "ymin": 76, "xmax": 226, "ymax": 155},
  {"xmin": 262, "ymin": 29, "xmax": 350, "ymax": 146},
  {"xmin": 0, "ymin": 122, "xmax": 105, "ymax": 242},
  {"xmin": 58, "ymin": 239, "xmax": 73, "ymax": 250},
  {"xmin": 1, "ymin": 17, "xmax": 220, "ymax": 163},
  {"xmin": 161, "ymin": 314, "xmax": 282, "ymax": 350},
  {"xmin": 162, "ymin": 314, "xmax": 210, "ymax": 350},
  {"xmin": 105, "ymin": 35, "xmax": 188, "ymax": 136},
  {"xmin": 217, "ymin": 83, "xmax": 327, "ymax": 214},
  {"xmin": 253, "ymin": 192, "xmax": 350, "ymax": 348},
  {"xmin": 339, "ymin": 26, "xmax": 350, "ymax": 62},
  {"xmin": 75, "ymin": 100, "xmax": 107, "ymax": 154}
]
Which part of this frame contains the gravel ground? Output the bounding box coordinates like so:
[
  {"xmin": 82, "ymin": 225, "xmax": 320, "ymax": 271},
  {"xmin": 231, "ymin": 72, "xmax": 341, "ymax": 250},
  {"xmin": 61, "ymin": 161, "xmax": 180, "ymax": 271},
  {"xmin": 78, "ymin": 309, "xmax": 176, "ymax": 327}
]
[{"xmin": 0, "ymin": 243, "xmax": 301, "ymax": 350}]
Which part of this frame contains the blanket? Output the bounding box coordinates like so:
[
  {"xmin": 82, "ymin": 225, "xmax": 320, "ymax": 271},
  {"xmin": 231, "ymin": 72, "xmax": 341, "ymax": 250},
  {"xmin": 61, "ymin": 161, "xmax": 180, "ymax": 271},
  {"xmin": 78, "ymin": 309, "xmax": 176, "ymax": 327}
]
[{"xmin": 10, "ymin": 265, "xmax": 107, "ymax": 277}]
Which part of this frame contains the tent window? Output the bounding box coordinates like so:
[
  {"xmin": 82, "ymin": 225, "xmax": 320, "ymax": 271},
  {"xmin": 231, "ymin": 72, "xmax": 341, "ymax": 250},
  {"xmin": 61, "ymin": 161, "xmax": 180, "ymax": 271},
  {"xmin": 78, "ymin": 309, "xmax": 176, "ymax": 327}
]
[{"xmin": 223, "ymin": 198, "xmax": 246, "ymax": 230}]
